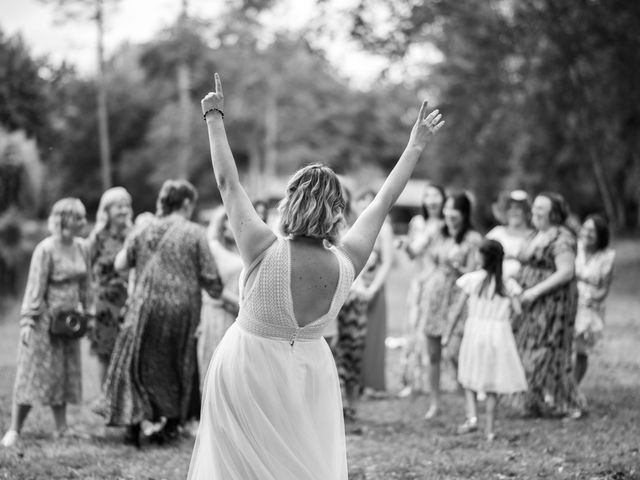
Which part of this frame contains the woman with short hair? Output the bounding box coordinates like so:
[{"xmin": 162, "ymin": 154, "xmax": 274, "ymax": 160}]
[
  {"xmin": 187, "ymin": 73, "xmax": 444, "ymax": 480},
  {"xmin": 2, "ymin": 198, "xmax": 92, "ymax": 447}
]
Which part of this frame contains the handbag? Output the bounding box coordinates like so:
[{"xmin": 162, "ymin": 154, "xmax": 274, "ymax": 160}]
[{"xmin": 50, "ymin": 309, "xmax": 89, "ymax": 339}]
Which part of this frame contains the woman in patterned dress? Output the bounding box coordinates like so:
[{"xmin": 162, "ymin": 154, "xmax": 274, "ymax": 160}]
[
  {"xmin": 197, "ymin": 207, "xmax": 243, "ymax": 391},
  {"xmin": 421, "ymin": 192, "xmax": 482, "ymax": 420},
  {"xmin": 398, "ymin": 183, "xmax": 445, "ymax": 397},
  {"xmin": 574, "ymin": 214, "xmax": 615, "ymax": 386},
  {"xmin": 86, "ymin": 187, "xmax": 132, "ymax": 385},
  {"xmin": 2, "ymin": 199, "xmax": 92, "ymax": 447},
  {"xmin": 100, "ymin": 180, "xmax": 223, "ymax": 445},
  {"xmin": 515, "ymin": 192, "xmax": 581, "ymax": 417}
]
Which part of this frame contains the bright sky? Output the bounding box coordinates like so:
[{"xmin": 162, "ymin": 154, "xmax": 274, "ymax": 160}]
[{"xmin": 0, "ymin": 0, "xmax": 391, "ymax": 87}]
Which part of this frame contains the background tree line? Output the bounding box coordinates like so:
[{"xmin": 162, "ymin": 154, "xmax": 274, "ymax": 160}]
[{"xmin": 1, "ymin": 0, "xmax": 639, "ymax": 232}]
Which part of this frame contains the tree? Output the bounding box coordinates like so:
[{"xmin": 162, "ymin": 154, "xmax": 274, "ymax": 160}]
[
  {"xmin": 40, "ymin": 0, "xmax": 120, "ymax": 190},
  {"xmin": 348, "ymin": 0, "xmax": 640, "ymax": 230}
]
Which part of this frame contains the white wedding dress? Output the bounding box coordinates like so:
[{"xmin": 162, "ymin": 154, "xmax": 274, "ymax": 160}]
[{"xmin": 187, "ymin": 237, "xmax": 355, "ymax": 480}]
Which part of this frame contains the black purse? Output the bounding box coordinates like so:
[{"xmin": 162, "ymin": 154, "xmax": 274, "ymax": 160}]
[{"xmin": 49, "ymin": 310, "xmax": 89, "ymax": 339}]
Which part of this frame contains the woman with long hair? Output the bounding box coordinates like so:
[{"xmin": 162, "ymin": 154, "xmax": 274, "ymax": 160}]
[
  {"xmin": 187, "ymin": 73, "xmax": 444, "ymax": 480},
  {"xmin": 399, "ymin": 183, "xmax": 446, "ymax": 397},
  {"xmin": 86, "ymin": 187, "xmax": 133, "ymax": 385},
  {"xmin": 420, "ymin": 192, "xmax": 482, "ymax": 419}
]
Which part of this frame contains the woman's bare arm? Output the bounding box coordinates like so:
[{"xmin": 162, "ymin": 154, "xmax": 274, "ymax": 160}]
[
  {"xmin": 342, "ymin": 101, "xmax": 444, "ymax": 275},
  {"xmin": 202, "ymin": 74, "xmax": 276, "ymax": 266}
]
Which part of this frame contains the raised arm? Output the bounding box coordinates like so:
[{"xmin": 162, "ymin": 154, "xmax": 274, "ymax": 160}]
[
  {"xmin": 201, "ymin": 73, "xmax": 276, "ymax": 266},
  {"xmin": 341, "ymin": 101, "xmax": 444, "ymax": 275}
]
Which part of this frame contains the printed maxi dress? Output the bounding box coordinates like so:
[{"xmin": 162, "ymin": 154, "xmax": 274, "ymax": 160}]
[
  {"xmin": 514, "ymin": 226, "xmax": 581, "ymax": 414},
  {"xmin": 86, "ymin": 228, "xmax": 129, "ymax": 361},
  {"xmin": 101, "ymin": 216, "xmax": 222, "ymax": 426},
  {"xmin": 13, "ymin": 236, "xmax": 91, "ymax": 406}
]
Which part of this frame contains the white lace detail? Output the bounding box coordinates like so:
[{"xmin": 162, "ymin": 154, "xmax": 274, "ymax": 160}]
[{"xmin": 236, "ymin": 238, "xmax": 355, "ymax": 343}]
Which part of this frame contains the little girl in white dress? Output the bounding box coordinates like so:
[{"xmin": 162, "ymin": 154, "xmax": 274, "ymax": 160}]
[{"xmin": 444, "ymin": 239, "xmax": 527, "ymax": 441}]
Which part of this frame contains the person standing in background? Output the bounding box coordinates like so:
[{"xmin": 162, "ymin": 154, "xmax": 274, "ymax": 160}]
[
  {"xmin": 420, "ymin": 192, "xmax": 482, "ymax": 420},
  {"xmin": 2, "ymin": 199, "xmax": 92, "ymax": 448},
  {"xmin": 197, "ymin": 207, "xmax": 243, "ymax": 391},
  {"xmin": 515, "ymin": 192, "xmax": 581, "ymax": 418},
  {"xmin": 86, "ymin": 187, "xmax": 133, "ymax": 386},
  {"xmin": 398, "ymin": 183, "xmax": 446, "ymax": 397},
  {"xmin": 574, "ymin": 214, "xmax": 615, "ymax": 390},
  {"xmin": 486, "ymin": 190, "xmax": 534, "ymax": 279},
  {"xmin": 100, "ymin": 180, "xmax": 222, "ymax": 445},
  {"xmin": 355, "ymin": 189, "xmax": 394, "ymax": 397}
]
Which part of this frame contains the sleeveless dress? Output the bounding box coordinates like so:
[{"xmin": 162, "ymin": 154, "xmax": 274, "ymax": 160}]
[
  {"xmin": 188, "ymin": 237, "xmax": 355, "ymax": 480},
  {"xmin": 456, "ymin": 271, "xmax": 527, "ymax": 394}
]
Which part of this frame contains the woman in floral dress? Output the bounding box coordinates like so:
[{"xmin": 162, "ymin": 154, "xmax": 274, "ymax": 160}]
[
  {"xmin": 515, "ymin": 192, "xmax": 581, "ymax": 417},
  {"xmin": 421, "ymin": 192, "xmax": 482, "ymax": 419},
  {"xmin": 100, "ymin": 180, "xmax": 223, "ymax": 445},
  {"xmin": 398, "ymin": 183, "xmax": 445, "ymax": 397},
  {"xmin": 2, "ymin": 199, "xmax": 92, "ymax": 447},
  {"xmin": 86, "ymin": 187, "xmax": 133, "ymax": 385},
  {"xmin": 574, "ymin": 214, "xmax": 615, "ymax": 387}
]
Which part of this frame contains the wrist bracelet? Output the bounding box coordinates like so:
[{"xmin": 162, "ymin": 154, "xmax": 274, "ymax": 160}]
[{"xmin": 203, "ymin": 107, "xmax": 224, "ymax": 121}]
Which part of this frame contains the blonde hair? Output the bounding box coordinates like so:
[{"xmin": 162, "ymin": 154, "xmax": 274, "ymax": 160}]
[
  {"xmin": 91, "ymin": 187, "xmax": 133, "ymax": 237},
  {"xmin": 47, "ymin": 198, "xmax": 86, "ymax": 236},
  {"xmin": 278, "ymin": 164, "xmax": 345, "ymax": 244}
]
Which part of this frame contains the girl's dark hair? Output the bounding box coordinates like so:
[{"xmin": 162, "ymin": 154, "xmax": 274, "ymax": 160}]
[
  {"xmin": 478, "ymin": 239, "xmax": 506, "ymax": 298},
  {"xmin": 156, "ymin": 179, "xmax": 198, "ymax": 216},
  {"xmin": 442, "ymin": 192, "xmax": 473, "ymax": 244},
  {"xmin": 421, "ymin": 183, "xmax": 446, "ymax": 220},
  {"xmin": 585, "ymin": 214, "xmax": 610, "ymax": 251}
]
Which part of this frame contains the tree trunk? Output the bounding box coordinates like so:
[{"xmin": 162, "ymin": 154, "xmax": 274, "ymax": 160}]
[
  {"xmin": 589, "ymin": 148, "xmax": 619, "ymax": 229},
  {"xmin": 96, "ymin": 0, "xmax": 112, "ymax": 190},
  {"xmin": 176, "ymin": 61, "xmax": 192, "ymax": 178}
]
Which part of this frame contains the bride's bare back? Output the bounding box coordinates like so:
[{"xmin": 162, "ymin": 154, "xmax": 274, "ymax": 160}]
[{"xmin": 288, "ymin": 239, "xmax": 341, "ymax": 327}]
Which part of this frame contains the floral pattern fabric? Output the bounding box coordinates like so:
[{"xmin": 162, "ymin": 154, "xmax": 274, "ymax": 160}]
[
  {"xmin": 100, "ymin": 217, "xmax": 222, "ymax": 426},
  {"xmin": 86, "ymin": 228, "xmax": 130, "ymax": 359},
  {"xmin": 13, "ymin": 237, "xmax": 91, "ymax": 406}
]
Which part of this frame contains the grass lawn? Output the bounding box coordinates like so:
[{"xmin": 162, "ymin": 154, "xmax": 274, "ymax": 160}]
[{"xmin": 1, "ymin": 240, "xmax": 639, "ymax": 479}]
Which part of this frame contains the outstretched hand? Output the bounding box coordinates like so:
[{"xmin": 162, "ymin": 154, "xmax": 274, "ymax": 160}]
[
  {"xmin": 201, "ymin": 72, "xmax": 224, "ymax": 118},
  {"xmin": 408, "ymin": 101, "xmax": 444, "ymax": 150}
]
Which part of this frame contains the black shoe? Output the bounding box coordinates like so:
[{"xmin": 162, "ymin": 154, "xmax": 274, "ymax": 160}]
[{"xmin": 123, "ymin": 424, "xmax": 141, "ymax": 449}]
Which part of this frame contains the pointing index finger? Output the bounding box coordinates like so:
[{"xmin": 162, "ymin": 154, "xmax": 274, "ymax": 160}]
[{"xmin": 214, "ymin": 73, "xmax": 223, "ymax": 95}]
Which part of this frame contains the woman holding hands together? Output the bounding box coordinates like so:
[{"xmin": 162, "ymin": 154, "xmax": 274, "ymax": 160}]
[{"xmin": 187, "ymin": 73, "xmax": 444, "ymax": 480}]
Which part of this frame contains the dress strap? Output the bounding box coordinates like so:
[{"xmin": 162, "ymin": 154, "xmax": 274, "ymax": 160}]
[{"xmin": 239, "ymin": 237, "xmax": 279, "ymax": 300}]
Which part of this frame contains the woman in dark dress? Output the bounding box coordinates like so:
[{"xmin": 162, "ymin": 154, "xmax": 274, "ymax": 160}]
[
  {"xmin": 515, "ymin": 192, "xmax": 582, "ymax": 417},
  {"xmin": 100, "ymin": 180, "xmax": 223, "ymax": 444}
]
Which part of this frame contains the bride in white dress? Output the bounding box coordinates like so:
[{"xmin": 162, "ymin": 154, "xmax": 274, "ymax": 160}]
[{"xmin": 187, "ymin": 73, "xmax": 444, "ymax": 480}]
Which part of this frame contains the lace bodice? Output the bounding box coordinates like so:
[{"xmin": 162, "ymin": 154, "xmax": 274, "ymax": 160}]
[{"xmin": 236, "ymin": 238, "xmax": 355, "ymax": 344}]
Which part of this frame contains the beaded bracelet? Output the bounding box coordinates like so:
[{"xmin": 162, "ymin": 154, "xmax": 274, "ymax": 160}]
[{"xmin": 203, "ymin": 107, "xmax": 224, "ymax": 121}]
